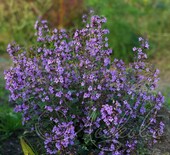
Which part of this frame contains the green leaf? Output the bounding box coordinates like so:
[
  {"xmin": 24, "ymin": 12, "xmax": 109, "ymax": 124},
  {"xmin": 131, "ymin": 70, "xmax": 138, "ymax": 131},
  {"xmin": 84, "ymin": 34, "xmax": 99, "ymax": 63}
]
[
  {"xmin": 20, "ymin": 137, "xmax": 36, "ymax": 155},
  {"xmin": 90, "ymin": 110, "xmax": 98, "ymax": 122}
]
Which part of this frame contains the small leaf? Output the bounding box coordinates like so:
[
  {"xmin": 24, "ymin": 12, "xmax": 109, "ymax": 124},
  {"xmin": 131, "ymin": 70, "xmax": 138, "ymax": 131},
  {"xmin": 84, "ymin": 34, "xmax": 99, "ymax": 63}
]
[
  {"xmin": 20, "ymin": 137, "xmax": 35, "ymax": 155},
  {"xmin": 90, "ymin": 110, "xmax": 98, "ymax": 122}
]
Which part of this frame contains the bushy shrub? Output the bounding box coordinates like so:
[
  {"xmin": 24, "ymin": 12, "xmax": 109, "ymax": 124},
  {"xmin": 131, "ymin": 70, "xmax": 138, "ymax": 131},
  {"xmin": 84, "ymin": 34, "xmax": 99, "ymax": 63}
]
[{"xmin": 4, "ymin": 15, "xmax": 164, "ymax": 154}]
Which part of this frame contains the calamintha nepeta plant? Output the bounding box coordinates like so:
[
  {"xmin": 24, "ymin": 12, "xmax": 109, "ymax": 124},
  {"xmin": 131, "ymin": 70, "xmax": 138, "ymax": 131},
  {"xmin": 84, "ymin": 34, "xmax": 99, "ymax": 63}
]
[{"xmin": 4, "ymin": 15, "xmax": 164, "ymax": 155}]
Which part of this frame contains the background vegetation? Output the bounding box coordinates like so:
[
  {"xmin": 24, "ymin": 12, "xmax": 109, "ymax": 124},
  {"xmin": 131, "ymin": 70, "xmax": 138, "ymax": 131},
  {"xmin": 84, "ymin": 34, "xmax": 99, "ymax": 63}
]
[{"xmin": 1, "ymin": 0, "xmax": 170, "ymax": 61}]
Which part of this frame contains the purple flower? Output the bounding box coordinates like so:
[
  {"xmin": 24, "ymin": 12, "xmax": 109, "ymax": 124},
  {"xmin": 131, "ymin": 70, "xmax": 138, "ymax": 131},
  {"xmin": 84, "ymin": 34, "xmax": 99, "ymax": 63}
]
[
  {"xmin": 83, "ymin": 93, "xmax": 90, "ymax": 98},
  {"xmin": 132, "ymin": 47, "xmax": 137, "ymax": 51},
  {"xmin": 88, "ymin": 86, "xmax": 93, "ymax": 91},
  {"xmin": 45, "ymin": 106, "xmax": 53, "ymax": 112},
  {"xmin": 55, "ymin": 91, "xmax": 63, "ymax": 98},
  {"xmin": 138, "ymin": 37, "xmax": 143, "ymax": 41},
  {"xmin": 104, "ymin": 57, "xmax": 110, "ymax": 66}
]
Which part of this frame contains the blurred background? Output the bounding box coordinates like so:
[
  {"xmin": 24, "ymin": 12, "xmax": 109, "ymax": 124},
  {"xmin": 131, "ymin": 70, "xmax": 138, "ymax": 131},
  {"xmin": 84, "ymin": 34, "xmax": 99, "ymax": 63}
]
[{"xmin": 0, "ymin": 0, "xmax": 170, "ymax": 154}]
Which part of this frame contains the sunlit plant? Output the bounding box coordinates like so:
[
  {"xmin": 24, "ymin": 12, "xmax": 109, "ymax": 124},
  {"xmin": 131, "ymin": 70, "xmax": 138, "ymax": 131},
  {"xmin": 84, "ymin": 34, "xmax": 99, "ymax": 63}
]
[{"xmin": 4, "ymin": 15, "xmax": 164, "ymax": 154}]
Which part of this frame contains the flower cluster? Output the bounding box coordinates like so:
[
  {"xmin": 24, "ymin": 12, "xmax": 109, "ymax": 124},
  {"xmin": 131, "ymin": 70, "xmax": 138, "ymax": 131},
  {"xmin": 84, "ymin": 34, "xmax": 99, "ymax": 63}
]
[{"xmin": 4, "ymin": 15, "xmax": 164, "ymax": 154}]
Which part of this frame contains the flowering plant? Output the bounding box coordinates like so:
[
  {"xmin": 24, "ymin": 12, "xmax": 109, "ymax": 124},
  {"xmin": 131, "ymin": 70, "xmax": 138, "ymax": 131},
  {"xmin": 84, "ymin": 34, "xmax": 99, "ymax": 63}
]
[{"xmin": 5, "ymin": 15, "xmax": 164, "ymax": 155}]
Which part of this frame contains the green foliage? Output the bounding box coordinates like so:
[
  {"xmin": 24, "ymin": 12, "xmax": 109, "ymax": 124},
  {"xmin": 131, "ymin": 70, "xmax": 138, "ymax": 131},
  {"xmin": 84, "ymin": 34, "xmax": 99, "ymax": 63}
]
[
  {"xmin": 136, "ymin": 145, "xmax": 150, "ymax": 155},
  {"xmin": 0, "ymin": 105, "xmax": 22, "ymax": 141},
  {"xmin": 86, "ymin": 0, "xmax": 170, "ymax": 62}
]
